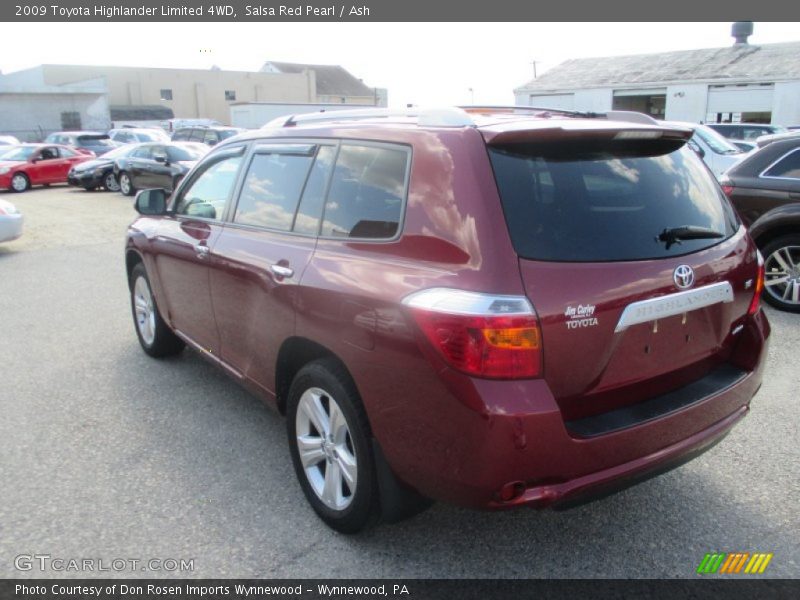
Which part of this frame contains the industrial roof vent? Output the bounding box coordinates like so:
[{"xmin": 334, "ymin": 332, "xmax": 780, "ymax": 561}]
[{"xmin": 732, "ymin": 21, "xmax": 753, "ymax": 45}]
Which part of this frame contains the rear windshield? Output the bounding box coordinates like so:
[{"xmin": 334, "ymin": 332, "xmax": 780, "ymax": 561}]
[{"xmin": 489, "ymin": 143, "xmax": 738, "ymax": 262}]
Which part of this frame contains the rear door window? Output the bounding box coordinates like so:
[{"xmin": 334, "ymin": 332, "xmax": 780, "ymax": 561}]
[
  {"xmin": 489, "ymin": 143, "xmax": 738, "ymax": 262},
  {"xmin": 763, "ymin": 149, "xmax": 800, "ymax": 179},
  {"xmin": 233, "ymin": 146, "xmax": 316, "ymax": 231},
  {"xmin": 321, "ymin": 144, "xmax": 409, "ymax": 239}
]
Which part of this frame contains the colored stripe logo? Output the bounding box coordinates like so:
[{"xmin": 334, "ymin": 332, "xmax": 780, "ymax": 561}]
[{"xmin": 697, "ymin": 552, "xmax": 773, "ymax": 574}]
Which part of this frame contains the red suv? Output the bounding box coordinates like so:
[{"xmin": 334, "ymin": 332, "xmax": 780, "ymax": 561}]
[{"xmin": 125, "ymin": 107, "xmax": 770, "ymax": 532}]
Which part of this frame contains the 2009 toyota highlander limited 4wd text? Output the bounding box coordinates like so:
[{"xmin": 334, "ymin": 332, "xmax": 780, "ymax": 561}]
[{"xmin": 125, "ymin": 106, "xmax": 770, "ymax": 532}]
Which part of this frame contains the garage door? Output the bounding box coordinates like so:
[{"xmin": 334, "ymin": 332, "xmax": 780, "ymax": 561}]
[{"xmin": 707, "ymin": 84, "xmax": 774, "ymax": 113}]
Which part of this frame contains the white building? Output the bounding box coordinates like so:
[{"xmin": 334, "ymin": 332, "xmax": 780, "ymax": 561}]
[{"xmin": 514, "ymin": 34, "xmax": 800, "ymax": 126}]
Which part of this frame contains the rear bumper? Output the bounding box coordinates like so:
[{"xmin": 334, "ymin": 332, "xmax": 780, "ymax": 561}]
[
  {"xmin": 0, "ymin": 213, "xmax": 24, "ymax": 242},
  {"xmin": 490, "ymin": 404, "xmax": 746, "ymax": 509},
  {"xmin": 367, "ymin": 310, "xmax": 769, "ymax": 510}
]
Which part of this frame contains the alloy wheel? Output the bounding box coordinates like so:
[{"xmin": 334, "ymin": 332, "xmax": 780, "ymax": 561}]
[
  {"xmin": 11, "ymin": 174, "xmax": 28, "ymax": 192},
  {"xmin": 104, "ymin": 172, "xmax": 120, "ymax": 192},
  {"xmin": 133, "ymin": 275, "xmax": 156, "ymax": 346},
  {"xmin": 119, "ymin": 173, "xmax": 131, "ymax": 195},
  {"xmin": 295, "ymin": 387, "xmax": 358, "ymax": 511},
  {"xmin": 764, "ymin": 245, "xmax": 800, "ymax": 306}
]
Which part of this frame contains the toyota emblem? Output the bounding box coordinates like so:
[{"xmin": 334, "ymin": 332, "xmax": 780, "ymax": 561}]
[{"xmin": 673, "ymin": 265, "xmax": 695, "ymax": 289}]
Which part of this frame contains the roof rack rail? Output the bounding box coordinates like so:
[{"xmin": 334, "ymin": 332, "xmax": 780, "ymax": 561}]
[
  {"xmin": 263, "ymin": 107, "xmax": 475, "ymax": 129},
  {"xmin": 459, "ymin": 104, "xmax": 597, "ymax": 118}
]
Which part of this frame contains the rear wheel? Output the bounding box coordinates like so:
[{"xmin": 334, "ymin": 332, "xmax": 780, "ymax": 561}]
[
  {"xmin": 103, "ymin": 172, "xmax": 120, "ymax": 192},
  {"xmin": 10, "ymin": 173, "xmax": 29, "ymax": 193},
  {"xmin": 287, "ymin": 360, "xmax": 380, "ymax": 533},
  {"xmin": 762, "ymin": 235, "xmax": 800, "ymax": 313},
  {"xmin": 129, "ymin": 263, "xmax": 185, "ymax": 357},
  {"xmin": 119, "ymin": 171, "xmax": 135, "ymax": 196}
]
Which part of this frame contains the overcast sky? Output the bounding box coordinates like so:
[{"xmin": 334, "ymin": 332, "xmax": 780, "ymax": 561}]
[{"xmin": 1, "ymin": 22, "xmax": 798, "ymax": 107}]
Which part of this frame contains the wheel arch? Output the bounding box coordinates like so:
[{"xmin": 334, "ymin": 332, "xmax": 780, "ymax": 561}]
[
  {"xmin": 125, "ymin": 248, "xmax": 144, "ymax": 289},
  {"xmin": 275, "ymin": 337, "xmax": 357, "ymax": 416}
]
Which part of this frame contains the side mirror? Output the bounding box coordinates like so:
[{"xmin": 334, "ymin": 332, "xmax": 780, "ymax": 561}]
[
  {"xmin": 135, "ymin": 188, "xmax": 168, "ymax": 215},
  {"xmin": 153, "ymin": 153, "xmax": 168, "ymax": 164}
]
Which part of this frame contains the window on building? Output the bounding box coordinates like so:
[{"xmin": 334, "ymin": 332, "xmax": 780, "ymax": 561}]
[
  {"xmin": 225, "ymin": 90, "xmax": 236, "ymax": 101},
  {"xmin": 160, "ymin": 89, "xmax": 173, "ymax": 101},
  {"xmin": 60, "ymin": 112, "xmax": 81, "ymax": 130}
]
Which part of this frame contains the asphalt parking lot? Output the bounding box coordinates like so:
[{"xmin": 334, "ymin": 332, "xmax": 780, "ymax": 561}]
[{"xmin": 0, "ymin": 185, "xmax": 798, "ymax": 579}]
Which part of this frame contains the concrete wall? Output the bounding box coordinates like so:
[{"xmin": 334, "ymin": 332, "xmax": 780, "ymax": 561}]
[
  {"xmin": 40, "ymin": 65, "xmax": 315, "ymax": 125},
  {"xmin": 520, "ymin": 88, "xmax": 612, "ymax": 113},
  {"xmin": 772, "ymin": 82, "xmax": 800, "ymax": 125},
  {"xmin": 0, "ymin": 93, "xmax": 110, "ymax": 141},
  {"xmin": 231, "ymin": 103, "xmax": 368, "ymax": 129}
]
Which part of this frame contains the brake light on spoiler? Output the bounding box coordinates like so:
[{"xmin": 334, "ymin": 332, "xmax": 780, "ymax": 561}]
[{"xmin": 403, "ymin": 288, "xmax": 541, "ymax": 379}]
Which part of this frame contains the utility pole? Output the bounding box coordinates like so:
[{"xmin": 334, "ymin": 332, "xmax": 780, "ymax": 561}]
[
  {"xmin": 468, "ymin": 87, "xmax": 474, "ymax": 104},
  {"xmin": 530, "ymin": 60, "xmax": 538, "ymax": 79}
]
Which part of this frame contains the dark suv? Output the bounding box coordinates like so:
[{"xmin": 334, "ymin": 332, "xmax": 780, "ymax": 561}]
[{"xmin": 125, "ymin": 107, "xmax": 770, "ymax": 532}]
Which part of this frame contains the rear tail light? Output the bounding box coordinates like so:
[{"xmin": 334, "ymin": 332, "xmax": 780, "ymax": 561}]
[
  {"xmin": 721, "ymin": 184, "xmax": 735, "ymax": 197},
  {"xmin": 403, "ymin": 288, "xmax": 542, "ymax": 379},
  {"xmin": 748, "ymin": 250, "xmax": 765, "ymax": 316}
]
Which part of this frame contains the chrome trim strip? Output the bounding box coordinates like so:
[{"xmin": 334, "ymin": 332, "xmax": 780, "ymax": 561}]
[{"xmin": 614, "ymin": 282, "xmax": 734, "ymax": 333}]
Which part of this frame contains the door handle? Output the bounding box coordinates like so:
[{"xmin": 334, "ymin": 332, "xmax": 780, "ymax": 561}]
[
  {"xmin": 195, "ymin": 244, "xmax": 210, "ymax": 259},
  {"xmin": 270, "ymin": 264, "xmax": 294, "ymax": 278}
]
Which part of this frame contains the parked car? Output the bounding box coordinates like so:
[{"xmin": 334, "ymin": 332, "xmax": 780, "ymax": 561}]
[
  {"xmin": 108, "ymin": 128, "xmax": 170, "ymax": 145},
  {"xmin": 721, "ymin": 137, "xmax": 800, "ymax": 312},
  {"xmin": 0, "ymin": 144, "xmax": 92, "ymax": 192},
  {"xmin": 676, "ymin": 123, "xmax": 746, "ymax": 180},
  {"xmin": 126, "ymin": 107, "xmax": 769, "ymax": 533},
  {"xmin": 0, "ymin": 198, "xmax": 23, "ymax": 242},
  {"xmin": 0, "ymin": 135, "xmax": 20, "ymax": 146},
  {"xmin": 44, "ymin": 132, "xmax": 118, "ymax": 156},
  {"xmin": 162, "ymin": 118, "xmax": 222, "ymax": 133},
  {"xmin": 114, "ymin": 142, "xmax": 207, "ymax": 196},
  {"xmin": 707, "ymin": 123, "xmax": 788, "ymax": 142},
  {"xmin": 171, "ymin": 126, "xmax": 244, "ymax": 146},
  {"xmin": 67, "ymin": 144, "xmax": 139, "ymax": 192},
  {"xmin": 755, "ymin": 130, "xmax": 800, "ymax": 149}
]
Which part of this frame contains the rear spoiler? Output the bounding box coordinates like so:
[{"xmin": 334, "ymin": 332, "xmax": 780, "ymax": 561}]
[{"xmin": 480, "ymin": 121, "xmax": 694, "ymax": 147}]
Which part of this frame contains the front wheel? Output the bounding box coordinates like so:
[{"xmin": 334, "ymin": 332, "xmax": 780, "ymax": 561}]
[
  {"xmin": 103, "ymin": 172, "xmax": 120, "ymax": 192},
  {"xmin": 129, "ymin": 263, "xmax": 185, "ymax": 357},
  {"xmin": 287, "ymin": 360, "xmax": 380, "ymax": 533},
  {"xmin": 10, "ymin": 173, "xmax": 30, "ymax": 193},
  {"xmin": 119, "ymin": 171, "xmax": 135, "ymax": 196},
  {"xmin": 762, "ymin": 235, "xmax": 800, "ymax": 313}
]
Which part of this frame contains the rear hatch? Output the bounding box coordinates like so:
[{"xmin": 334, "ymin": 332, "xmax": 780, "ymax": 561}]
[{"xmin": 484, "ymin": 120, "xmax": 758, "ymax": 423}]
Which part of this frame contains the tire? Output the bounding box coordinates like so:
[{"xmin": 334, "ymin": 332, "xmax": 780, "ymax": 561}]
[
  {"xmin": 119, "ymin": 171, "xmax": 135, "ymax": 196},
  {"xmin": 103, "ymin": 172, "xmax": 120, "ymax": 192},
  {"xmin": 287, "ymin": 359, "xmax": 381, "ymax": 533},
  {"xmin": 10, "ymin": 173, "xmax": 29, "ymax": 193},
  {"xmin": 129, "ymin": 263, "xmax": 185, "ymax": 357},
  {"xmin": 761, "ymin": 234, "xmax": 800, "ymax": 313}
]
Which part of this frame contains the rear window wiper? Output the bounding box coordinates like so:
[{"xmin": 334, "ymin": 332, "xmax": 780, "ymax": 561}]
[{"xmin": 657, "ymin": 226, "xmax": 724, "ymax": 250}]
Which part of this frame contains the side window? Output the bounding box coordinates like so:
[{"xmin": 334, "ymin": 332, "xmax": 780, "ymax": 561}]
[
  {"xmin": 175, "ymin": 152, "xmax": 244, "ymax": 219},
  {"xmin": 293, "ymin": 145, "xmax": 336, "ymax": 235},
  {"xmin": 172, "ymin": 130, "xmax": 188, "ymax": 141},
  {"xmin": 58, "ymin": 147, "xmax": 77, "ymax": 158},
  {"xmin": 190, "ymin": 129, "xmax": 206, "ymax": 143},
  {"xmin": 764, "ymin": 150, "xmax": 800, "ymax": 179},
  {"xmin": 132, "ymin": 146, "xmax": 153, "ymax": 159},
  {"xmin": 321, "ymin": 144, "xmax": 408, "ymax": 239},
  {"xmin": 234, "ymin": 150, "xmax": 314, "ymax": 231},
  {"xmin": 40, "ymin": 147, "xmax": 58, "ymax": 160}
]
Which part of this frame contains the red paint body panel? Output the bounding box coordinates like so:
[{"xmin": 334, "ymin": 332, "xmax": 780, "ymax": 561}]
[
  {"xmin": 126, "ymin": 115, "xmax": 770, "ymax": 511},
  {"xmin": 0, "ymin": 144, "xmax": 90, "ymax": 189}
]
